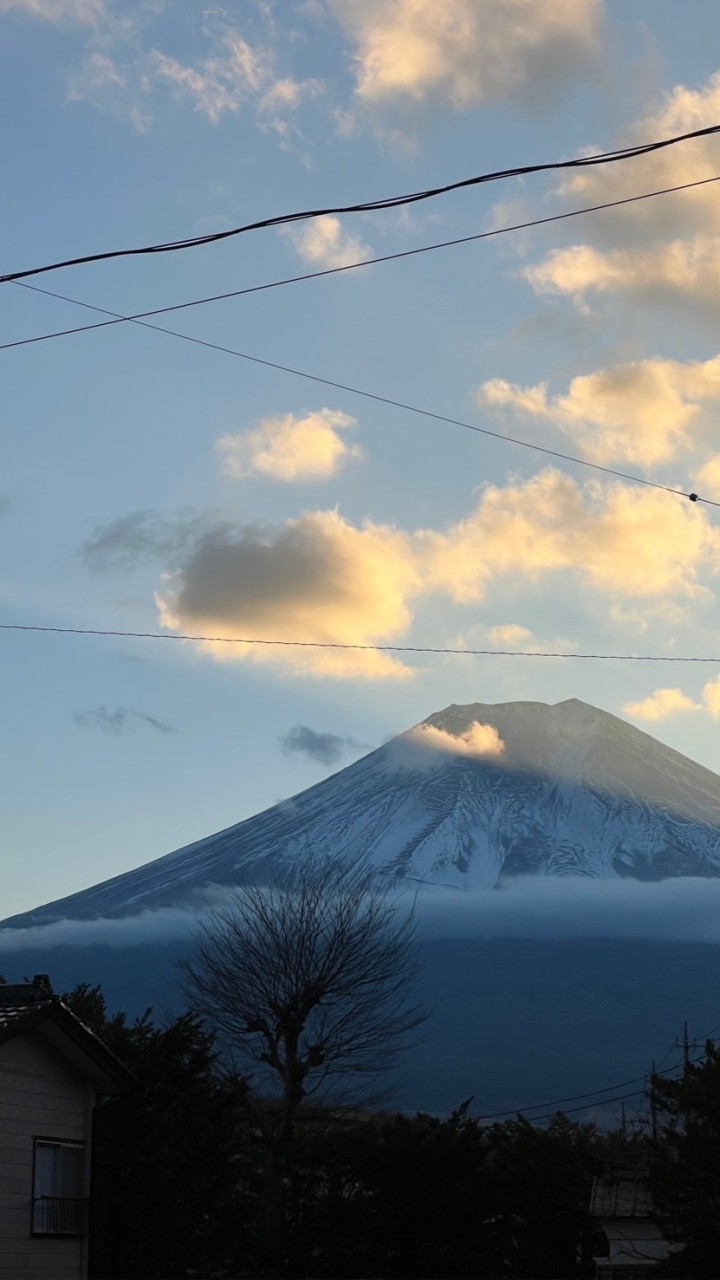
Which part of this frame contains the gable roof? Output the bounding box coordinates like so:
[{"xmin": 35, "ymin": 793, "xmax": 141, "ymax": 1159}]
[{"xmin": 0, "ymin": 980, "xmax": 134, "ymax": 1095}]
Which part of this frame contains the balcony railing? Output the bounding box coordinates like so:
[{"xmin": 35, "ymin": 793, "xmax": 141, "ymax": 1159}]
[{"xmin": 32, "ymin": 1196, "xmax": 89, "ymax": 1236}]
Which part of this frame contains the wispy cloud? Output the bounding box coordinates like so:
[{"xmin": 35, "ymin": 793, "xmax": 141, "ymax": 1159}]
[
  {"xmin": 280, "ymin": 724, "xmax": 368, "ymax": 765},
  {"xmin": 80, "ymin": 509, "xmax": 216, "ymax": 572},
  {"xmin": 0, "ymin": 0, "xmax": 106, "ymax": 23},
  {"xmin": 456, "ymin": 622, "xmax": 577, "ymax": 655},
  {"xmin": 216, "ymin": 409, "xmax": 361, "ymax": 483},
  {"xmin": 68, "ymin": 13, "xmax": 322, "ymax": 134},
  {"xmin": 74, "ymin": 706, "xmax": 176, "ymax": 734}
]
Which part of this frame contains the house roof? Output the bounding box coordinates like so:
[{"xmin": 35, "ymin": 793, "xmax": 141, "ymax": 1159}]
[{"xmin": 0, "ymin": 978, "xmax": 134, "ymax": 1095}]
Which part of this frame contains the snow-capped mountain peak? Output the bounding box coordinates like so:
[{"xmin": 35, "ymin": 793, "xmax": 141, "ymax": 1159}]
[{"xmin": 3, "ymin": 698, "xmax": 720, "ymax": 929}]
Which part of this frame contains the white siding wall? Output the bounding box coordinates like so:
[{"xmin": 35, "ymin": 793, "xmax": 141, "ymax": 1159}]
[{"xmin": 0, "ymin": 1033, "xmax": 92, "ymax": 1280}]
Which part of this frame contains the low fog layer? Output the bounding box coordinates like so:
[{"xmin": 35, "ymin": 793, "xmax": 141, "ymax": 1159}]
[{"xmin": 2, "ymin": 875, "xmax": 720, "ymax": 952}]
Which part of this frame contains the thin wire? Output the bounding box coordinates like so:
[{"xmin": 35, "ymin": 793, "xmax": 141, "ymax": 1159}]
[
  {"xmin": 3, "ymin": 623, "xmax": 720, "ymax": 661},
  {"xmin": 479, "ymin": 1076, "xmax": 650, "ymax": 1118},
  {"xmin": 5, "ymin": 173, "xmax": 720, "ymax": 354},
  {"xmin": 492, "ymin": 1088, "xmax": 649, "ymax": 1124},
  {"xmin": 6, "ymin": 281, "xmax": 719, "ymax": 512},
  {"xmin": 3, "ymin": 122, "xmax": 719, "ymax": 284}
]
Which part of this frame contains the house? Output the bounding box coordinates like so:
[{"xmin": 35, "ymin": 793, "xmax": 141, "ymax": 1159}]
[
  {"xmin": 590, "ymin": 1163, "xmax": 679, "ymax": 1280},
  {"xmin": 0, "ymin": 974, "xmax": 133, "ymax": 1280}
]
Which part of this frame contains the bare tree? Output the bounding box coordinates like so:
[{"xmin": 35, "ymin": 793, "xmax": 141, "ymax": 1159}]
[{"xmin": 177, "ymin": 857, "xmax": 425, "ymax": 1274}]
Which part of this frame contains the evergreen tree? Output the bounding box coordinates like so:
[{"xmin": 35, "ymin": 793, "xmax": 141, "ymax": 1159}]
[
  {"xmin": 63, "ymin": 983, "xmax": 250, "ymax": 1279},
  {"xmin": 648, "ymin": 1043, "xmax": 720, "ymax": 1278}
]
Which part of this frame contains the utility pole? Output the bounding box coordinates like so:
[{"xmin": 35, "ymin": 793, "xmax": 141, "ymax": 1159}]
[
  {"xmin": 675, "ymin": 1021, "xmax": 692, "ymax": 1071},
  {"xmin": 650, "ymin": 1060, "xmax": 658, "ymax": 1141}
]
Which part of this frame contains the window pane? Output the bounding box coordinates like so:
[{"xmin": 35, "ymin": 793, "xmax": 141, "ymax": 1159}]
[
  {"xmin": 33, "ymin": 1143, "xmax": 58, "ymax": 1197},
  {"xmin": 59, "ymin": 1144, "xmax": 85, "ymax": 1197},
  {"xmin": 33, "ymin": 1145, "xmax": 58, "ymax": 1232}
]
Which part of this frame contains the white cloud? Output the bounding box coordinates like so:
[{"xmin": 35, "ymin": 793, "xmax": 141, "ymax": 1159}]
[
  {"xmin": 623, "ymin": 688, "xmax": 702, "ymax": 722},
  {"xmin": 413, "ymin": 878, "xmax": 720, "ymax": 944},
  {"xmin": 0, "ymin": 0, "xmax": 105, "ymax": 21},
  {"xmin": 11, "ymin": 879, "xmax": 720, "ymax": 953},
  {"xmin": 390, "ymin": 720, "xmax": 507, "ymax": 770},
  {"xmin": 330, "ymin": 0, "xmax": 602, "ymax": 109},
  {"xmin": 406, "ymin": 721, "xmax": 506, "ymax": 757},
  {"xmin": 283, "ymin": 215, "xmax": 373, "ymax": 270},
  {"xmin": 479, "ymin": 355, "xmax": 720, "ymax": 467},
  {"xmin": 216, "ymin": 409, "xmax": 361, "ymax": 483}
]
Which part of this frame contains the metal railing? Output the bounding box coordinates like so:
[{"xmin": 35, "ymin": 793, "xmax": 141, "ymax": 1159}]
[{"xmin": 32, "ymin": 1196, "xmax": 89, "ymax": 1235}]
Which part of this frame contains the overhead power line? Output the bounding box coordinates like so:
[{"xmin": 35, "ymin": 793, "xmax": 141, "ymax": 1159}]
[
  {"xmin": 481, "ymin": 1046, "xmax": 709, "ymax": 1124},
  {"xmin": 2, "ymin": 122, "xmax": 719, "ymax": 284},
  {"xmin": 3, "ymin": 623, "xmax": 720, "ymax": 662},
  {"xmin": 5, "ymin": 173, "xmax": 720, "ymax": 355},
  {"xmin": 5, "ymin": 240, "xmax": 720, "ymax": 510}
]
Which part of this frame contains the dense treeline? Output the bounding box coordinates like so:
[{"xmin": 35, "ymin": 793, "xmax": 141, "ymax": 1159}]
[{"xmin": 64, "ymin": 982, "xmax": 719, "ymax": 1278}]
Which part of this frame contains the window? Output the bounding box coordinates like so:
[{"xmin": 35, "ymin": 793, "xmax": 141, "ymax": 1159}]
[{"xmin": 32, "ymin": 1139, "xmax": 88, "ymax": 1235}]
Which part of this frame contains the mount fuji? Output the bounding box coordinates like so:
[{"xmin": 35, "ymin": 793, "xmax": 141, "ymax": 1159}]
[{"xmin": 4, "ymin": 697, "xmax": 720, "ymax": 932}]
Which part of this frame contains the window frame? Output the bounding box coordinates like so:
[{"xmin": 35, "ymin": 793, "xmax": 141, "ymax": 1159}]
[{"xmin": 31, "ymin": 1136, "xmax": 88, "ymax": 1238}]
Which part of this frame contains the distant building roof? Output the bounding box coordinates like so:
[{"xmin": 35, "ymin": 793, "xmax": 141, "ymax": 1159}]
[{"xmin": 0, "ymin": 974, "xmax": 133, "ymax": 1095}]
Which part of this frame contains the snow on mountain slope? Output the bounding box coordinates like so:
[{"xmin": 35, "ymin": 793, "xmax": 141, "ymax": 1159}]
[{"xmin": 4, "ymin": 698, "xmax": 720, "ymax": 928}]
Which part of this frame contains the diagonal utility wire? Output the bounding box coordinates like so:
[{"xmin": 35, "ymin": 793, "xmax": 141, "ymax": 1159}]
[
  {"xmin": 4, "ymin": 173, "xmax": 720, "ymax": 355},
  {"xmin": 2, "ymin": 121, "xmax": 719, "ymax": 283}
]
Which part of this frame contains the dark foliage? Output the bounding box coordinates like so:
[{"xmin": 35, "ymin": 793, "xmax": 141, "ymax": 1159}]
[
  {"xmin": 647, "ymin": 1043, "xmax": 720, "ymax": 1278},
  {"xmin": 63, "ymin": 983, "xmax": 250, "ymax": 1279}
]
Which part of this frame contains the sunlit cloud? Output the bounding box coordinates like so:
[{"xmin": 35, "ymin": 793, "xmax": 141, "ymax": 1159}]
[
  {"xmin": 694, "ymin": 455, "xmax": 720, "ymax": 499},
  {"xmin": 216, "ymin": 409, "xmax": 362, "ymax": 483},
  {"xmin": 282, "ymin": 214, "xmax": 373, "ymax": 270},
  {"xmin": 420, "ymin": 469, "xmax": 720, "ymax": 603},
  {"xmin": 623, "ymin": 688, "xmax": 701, "ymax": 723},
  {"xmin": 524, "ymin": 237, "xmax": 720, "ymax": 312},
  {"xmin": 624, "ymin": 676, "xmax": 720, "ymax": 723},
  {"xmin": 455, "ymin": 622, "xmax": 577, "ymax": 655},
  {"xmin": 478, "ymin": 355, "xmax": 720, "ymax": 467},
  {"xmin": 406, "ymin": 721, "xmax": 506, "ymax": 757},
  {"xmin": 524, "ymin": 70, "xmax": 720, "ymax": 310},
  {"xmin": 155, "ymin": 511, "xmax": 422, "ymax": 680},
  {"xmin": 93, "ymin": 465, "xmax": 720, "ymax": 681},
  {"xmin": 329, "ymin": 0, "xmax": 603, "ymax": 110}
]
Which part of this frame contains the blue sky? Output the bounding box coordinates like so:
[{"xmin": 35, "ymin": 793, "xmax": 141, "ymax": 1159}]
[{"xmin": 4, "ymin": 0, "xmax": 720, "ymax": 917}]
